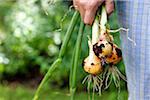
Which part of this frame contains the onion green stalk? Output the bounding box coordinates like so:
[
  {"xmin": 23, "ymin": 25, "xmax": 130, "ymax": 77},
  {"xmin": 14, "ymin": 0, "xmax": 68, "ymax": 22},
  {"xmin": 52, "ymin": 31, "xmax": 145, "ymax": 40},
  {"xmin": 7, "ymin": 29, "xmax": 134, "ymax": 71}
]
[
  {"xmin": 33, "ymin": 58, "xmax": 62, "ymax": 100},
  {"xmin": 33, "ymin": 11, "xmax": 79, "ymax": 100},
  {"xmin": 59, "ymin": 11, "xmax": 80, "ymax": 58},
  {"xmin": 70, "ymin": 21, "xmax": 85, "ymax": 100}
]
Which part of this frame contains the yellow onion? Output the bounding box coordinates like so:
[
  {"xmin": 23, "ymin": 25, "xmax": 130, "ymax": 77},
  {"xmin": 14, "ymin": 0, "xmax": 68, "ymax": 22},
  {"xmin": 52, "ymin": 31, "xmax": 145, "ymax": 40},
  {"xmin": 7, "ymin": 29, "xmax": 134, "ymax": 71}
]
[
  {"xmin": 105, "ymin": 44, "xmax": 122, "ymax": 65},
  {"xmin": 93, "ymin": 39, "xmax": 113, "ymax": 58},
  {"xmin": 83, "ymin": 41, "xmax": 103, "ymax": 75}
]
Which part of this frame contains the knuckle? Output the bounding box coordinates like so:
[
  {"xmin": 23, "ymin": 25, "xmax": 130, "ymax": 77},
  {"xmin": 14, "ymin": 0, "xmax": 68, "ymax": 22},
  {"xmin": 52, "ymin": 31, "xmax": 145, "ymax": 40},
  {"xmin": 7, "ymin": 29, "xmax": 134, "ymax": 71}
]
[{"xmin": 77, "ymin": 0, "xmax": 86, "ymax": 6}]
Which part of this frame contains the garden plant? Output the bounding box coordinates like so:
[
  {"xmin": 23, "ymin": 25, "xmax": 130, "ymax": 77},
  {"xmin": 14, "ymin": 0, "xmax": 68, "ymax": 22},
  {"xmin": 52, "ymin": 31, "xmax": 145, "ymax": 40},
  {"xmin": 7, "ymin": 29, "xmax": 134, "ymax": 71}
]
[{"xmin": 33, "ymin": 4, "xmax": 128, "ymax": 100}]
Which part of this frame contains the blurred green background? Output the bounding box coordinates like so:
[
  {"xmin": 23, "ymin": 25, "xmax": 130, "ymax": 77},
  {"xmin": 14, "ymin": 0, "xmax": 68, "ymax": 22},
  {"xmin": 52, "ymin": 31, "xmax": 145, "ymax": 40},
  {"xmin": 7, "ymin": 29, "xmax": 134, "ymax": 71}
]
[{"xmin": 0, "ymin": 0, "xmax": 128, "ymax": 100}]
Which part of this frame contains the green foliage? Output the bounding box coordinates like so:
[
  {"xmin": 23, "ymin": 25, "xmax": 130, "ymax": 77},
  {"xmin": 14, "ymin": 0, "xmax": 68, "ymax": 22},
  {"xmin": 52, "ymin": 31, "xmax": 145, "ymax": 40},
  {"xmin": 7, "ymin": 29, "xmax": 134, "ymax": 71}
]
[
  {"xmin": 0, "ymin": 1, "xmax": 127, "ymax": 99},
  {"xmin": 0, "ymin": 0, "xmax": 74, "ymax": 78}
]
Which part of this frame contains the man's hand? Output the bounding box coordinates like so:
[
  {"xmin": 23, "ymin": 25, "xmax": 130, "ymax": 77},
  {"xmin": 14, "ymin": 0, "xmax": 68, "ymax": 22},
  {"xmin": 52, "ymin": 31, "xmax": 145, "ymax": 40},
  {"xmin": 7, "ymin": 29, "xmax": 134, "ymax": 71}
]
[{"xmin": 73, "ymin": 0, "xmax": 114, "ymax": 25}]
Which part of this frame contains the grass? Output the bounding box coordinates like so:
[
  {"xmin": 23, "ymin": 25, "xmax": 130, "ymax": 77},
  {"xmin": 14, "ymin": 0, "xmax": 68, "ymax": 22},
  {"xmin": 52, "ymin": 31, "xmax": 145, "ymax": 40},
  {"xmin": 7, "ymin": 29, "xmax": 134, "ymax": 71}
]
[{"xmin": 0, "ymin": 84, "xmax": 128, "ymax": 100}]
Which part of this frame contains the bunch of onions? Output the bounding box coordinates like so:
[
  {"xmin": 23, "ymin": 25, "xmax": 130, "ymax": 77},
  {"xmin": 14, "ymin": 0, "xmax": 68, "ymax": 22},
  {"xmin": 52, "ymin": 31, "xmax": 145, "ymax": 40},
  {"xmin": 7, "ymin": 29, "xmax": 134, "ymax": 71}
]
[{"xmin": 82, "ymin": 6, "xmax": 126, "ymax": 97}]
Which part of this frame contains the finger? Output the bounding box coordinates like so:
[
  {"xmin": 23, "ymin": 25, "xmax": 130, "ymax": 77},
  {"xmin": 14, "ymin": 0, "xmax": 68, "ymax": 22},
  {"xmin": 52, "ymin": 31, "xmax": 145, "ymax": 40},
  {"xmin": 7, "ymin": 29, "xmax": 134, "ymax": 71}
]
[
  {"xmin": 78, "ymin": 5, "xmax": 85, "ymax": 22},
  {"xmin": 105, "ymin": 0, "xmax": 114, "ymax": 15},
  {"xmin": 73, "ymin": 0, "xmax": 85, "ymax": 21},
  {"xmin": 84, "ymin": 9, "xmax": 97, "ymax": 25},
  {"xmin": 83, "ymin": 0, "xmax": 104, "ymax": 25}
]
